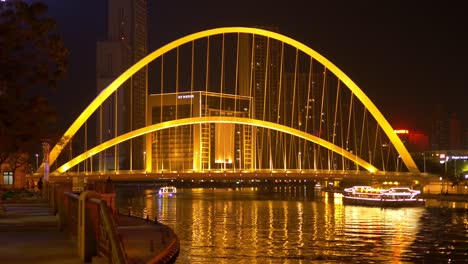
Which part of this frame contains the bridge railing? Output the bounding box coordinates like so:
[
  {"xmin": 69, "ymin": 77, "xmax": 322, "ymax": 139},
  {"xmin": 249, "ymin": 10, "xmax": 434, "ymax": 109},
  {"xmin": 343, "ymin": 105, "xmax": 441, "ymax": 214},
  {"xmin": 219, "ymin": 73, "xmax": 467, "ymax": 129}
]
[{"xmin": 52, "ymin": 169, "xmax": 424, "ymax": 177}]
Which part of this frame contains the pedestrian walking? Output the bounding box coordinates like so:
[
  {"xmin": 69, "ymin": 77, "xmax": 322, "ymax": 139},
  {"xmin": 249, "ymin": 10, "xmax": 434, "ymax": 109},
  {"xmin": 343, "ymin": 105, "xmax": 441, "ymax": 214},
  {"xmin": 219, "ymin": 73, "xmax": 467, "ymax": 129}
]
[
  {"xmin": 37, "ymin": 177, "xmax": 43, "ymax": 196},
  {"xmin": 105, "ymin": 176, "xmax": 113, "ymax": 193}
]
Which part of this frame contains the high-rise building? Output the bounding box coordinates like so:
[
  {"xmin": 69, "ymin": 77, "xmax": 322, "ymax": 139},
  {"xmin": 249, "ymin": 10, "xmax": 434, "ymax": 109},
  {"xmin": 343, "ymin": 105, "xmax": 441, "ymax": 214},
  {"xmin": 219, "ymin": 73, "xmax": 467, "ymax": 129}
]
[
  {"xmin": 449, "ymin": 113, "xmax": 462, "ymax": 150},
  {"xmin": 238, "ymin": 26, "xmax": 281, "ymax": 170},
  {"xmin": 430, "ymin": 112, "xmax": 463, "ymax": 151},
  {"xmin": 96, "ymin": 0, "xmax": 147, "ymax": 171},
  {"xmin": 430, "ymin": 105, "xmax": 449, "ymax": 151}
]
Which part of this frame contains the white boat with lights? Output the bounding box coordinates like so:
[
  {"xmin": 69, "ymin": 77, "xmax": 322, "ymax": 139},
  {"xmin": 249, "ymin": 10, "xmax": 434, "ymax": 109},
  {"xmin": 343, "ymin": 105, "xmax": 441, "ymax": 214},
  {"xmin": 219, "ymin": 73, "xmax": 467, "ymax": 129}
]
[
  {"xmin": 342, "ymin": 186, "xmax": 424, "ymax": 207},
  {"xmin": 158, "ymin": 186, "xmax": 177, "ymax": 197}
]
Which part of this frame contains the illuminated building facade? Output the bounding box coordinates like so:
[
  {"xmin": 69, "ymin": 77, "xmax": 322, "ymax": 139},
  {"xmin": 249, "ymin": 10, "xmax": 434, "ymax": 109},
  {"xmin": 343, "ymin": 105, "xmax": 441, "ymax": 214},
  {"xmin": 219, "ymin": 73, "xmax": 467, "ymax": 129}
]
[
  {"xmin": 409, "ymin": 131, "xmax": 429, "ymax": 152},
  {"xmin": 146, "ymin": 91, "xmax": 252, "ymax": 172},
  {"xmin": 395, "ymin": 129, "xmax": 429, "ymax": 152},
  {"xmin": 96, "ymin": 0, "xmax": 147, "ymax": 170}
]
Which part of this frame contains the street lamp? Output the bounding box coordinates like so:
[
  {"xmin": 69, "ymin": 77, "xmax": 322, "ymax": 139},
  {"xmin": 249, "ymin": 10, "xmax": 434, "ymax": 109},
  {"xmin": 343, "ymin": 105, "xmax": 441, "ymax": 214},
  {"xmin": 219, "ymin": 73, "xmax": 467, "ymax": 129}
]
[
  {"xmin": 396, "ymin": 155, "xmax": 401, "ymax": 172},
  {"xmin": 439, "ymin": 154, "xmax": 448, "ymax": 194},
  {"xmin": 439, "ymin": 176, "xmax": 443, "ymax": 193},
  {"xmin": 423, "ymin": 152, "xmax": 426, "ymax": 173},
  {"xmin": 298, "ymin": 152, "xmax": 302, "ymax": 171},
  {"xmin": 237, "ymin": 149, "xmax": 241, "ymax": 171},
  {"xmin": 143, "ymin": 151, "xmax": 146, "ymax": 172},
  {"xmin": 35, "ymin": 153, "xmax": 39, "ymax": 172},
  {"xmin": 440, "ymin": 154, "xmax": 448, "ymax": 175}
]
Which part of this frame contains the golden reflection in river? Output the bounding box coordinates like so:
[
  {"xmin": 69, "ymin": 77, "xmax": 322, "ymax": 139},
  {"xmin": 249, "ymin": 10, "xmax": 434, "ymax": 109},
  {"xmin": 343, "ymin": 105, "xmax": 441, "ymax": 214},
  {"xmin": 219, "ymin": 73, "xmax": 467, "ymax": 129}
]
[
  {"xmin": 265, "ymin": 201, "xmax": 271, "ymax": 255},
  {"xmin": 159, "ymin": 191, "xmax": 176, "ymax": 221},
  {"xmin": 297, "ymin": 202, "xmax": 304, "ymax": 252},
  {"xmin": 190, "ymin": 189, "xmax": 215, "ymax": 251},
  {"xmin": 424, "ymin": 198, "xmax": 468, "ymax": 209},
  {"xmin": 252, "ymin": 200, "xmax": 259, "ymax": 259},
  {"xmin": 143, "ymin": 189, "xmax": 154, "ymax": 219},
  {"xmin": 153, "ymin": 188, "xmax": 425, "ymax": 262},
  {"xmin": 281, "ymin": 201, "xmax": 289, "ymax": 250},
  {"xmin": 343, "ymin": 205, "xmax": 423, "ymax": 261},
  {"xmin": 220, "ymin": 199, "xmax": 230, "ymax": 257},
  {"xmin": 117, "ymin": 186, "xmax": 467, "ymax": 263}
]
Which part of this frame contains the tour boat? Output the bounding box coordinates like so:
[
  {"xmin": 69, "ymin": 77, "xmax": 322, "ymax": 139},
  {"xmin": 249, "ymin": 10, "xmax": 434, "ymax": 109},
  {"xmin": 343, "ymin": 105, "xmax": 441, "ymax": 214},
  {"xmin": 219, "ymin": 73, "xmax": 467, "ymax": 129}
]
[
  {"xmin": 342, "ymin": 186, "xmax": 425, "ymax": 207},
  {"xmin": 314, "ymin": 183, "xmax": 322, "ymax": 191},
  {"xmin": 158, "ymin": 186, "xmax": 177, "ymax": 197}
]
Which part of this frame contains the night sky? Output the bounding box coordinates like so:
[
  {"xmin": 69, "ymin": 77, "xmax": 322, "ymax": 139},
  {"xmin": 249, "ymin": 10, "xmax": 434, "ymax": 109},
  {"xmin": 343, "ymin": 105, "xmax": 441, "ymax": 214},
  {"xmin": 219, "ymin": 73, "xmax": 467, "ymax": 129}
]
[{"xmin": 42, "ymin": 0, "xmax": 467, "ymax": 134}]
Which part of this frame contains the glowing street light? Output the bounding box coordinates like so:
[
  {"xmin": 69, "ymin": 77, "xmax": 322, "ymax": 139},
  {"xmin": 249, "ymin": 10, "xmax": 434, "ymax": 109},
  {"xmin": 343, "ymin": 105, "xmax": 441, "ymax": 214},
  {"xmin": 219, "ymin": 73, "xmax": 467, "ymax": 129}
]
[
  {"xmin": 35, "ymin": 153, "xmax": 39, "ymax": 172},
  {"xmin": 298, "ymin": 152, "xmax": 302, "ymax": 171},
  {"xmin": 422, "ymin": 152, "xmax": 426, "ymax": 173},
  {"xmin": 143, "ymin": 151, "xmax": 146, "ymax": 172},
  {"xmin": 396, "ymin": 155, "xmax": 401, "ymax": 172}
]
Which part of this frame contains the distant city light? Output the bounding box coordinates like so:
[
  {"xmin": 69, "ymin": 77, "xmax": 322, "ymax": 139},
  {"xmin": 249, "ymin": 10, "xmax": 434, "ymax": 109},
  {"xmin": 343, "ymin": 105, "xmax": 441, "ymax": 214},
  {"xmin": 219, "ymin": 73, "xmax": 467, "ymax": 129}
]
[
  {"xmin": 177, "ymin": 94, "xmax": 194, "ymax": 99},
  {"xmin": 394, "ymin": 129, "xmax": 409, "ymax": 134},
  {"xmin": 450, "ymin": 156, "xmax": 468, "ymax": 160}
]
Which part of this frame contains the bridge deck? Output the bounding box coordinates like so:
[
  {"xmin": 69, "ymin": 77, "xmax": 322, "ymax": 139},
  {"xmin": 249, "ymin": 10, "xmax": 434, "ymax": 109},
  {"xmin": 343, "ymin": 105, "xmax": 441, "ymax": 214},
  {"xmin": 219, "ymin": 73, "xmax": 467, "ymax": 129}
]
[{"xmin": 50, "ymin": 170, "xmax": 437, "ymax": 184}]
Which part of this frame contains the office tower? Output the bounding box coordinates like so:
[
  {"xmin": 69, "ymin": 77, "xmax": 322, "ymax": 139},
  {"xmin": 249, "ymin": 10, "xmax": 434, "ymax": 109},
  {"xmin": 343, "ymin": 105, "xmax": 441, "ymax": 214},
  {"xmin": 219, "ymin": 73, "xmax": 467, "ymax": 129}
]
[
  {"xmin": 430, "ymin": 104, "xmax": 449, "ymax": 151},
  {"xmin": 449, "ymin": 113, "xmax": 462, "ymax": 150},
  {"xmin": 238, "ymin": 26, "xmax": 281, "ymax": 170},
  {"xmin": 96, "ymin": 0, "xmax": 147, "ymax": 171}
]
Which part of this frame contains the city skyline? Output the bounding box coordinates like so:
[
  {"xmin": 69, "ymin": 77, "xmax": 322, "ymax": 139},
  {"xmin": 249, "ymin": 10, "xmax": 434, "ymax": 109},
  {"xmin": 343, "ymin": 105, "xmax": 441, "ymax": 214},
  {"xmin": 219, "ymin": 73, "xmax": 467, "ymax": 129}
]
[
  {"xmin": 3, "ymin": 3, "xmax": 467, "ymax": 262},
  {"xmin": 42, "ymin": 0, "xmax": 466, "ymax": 136}
]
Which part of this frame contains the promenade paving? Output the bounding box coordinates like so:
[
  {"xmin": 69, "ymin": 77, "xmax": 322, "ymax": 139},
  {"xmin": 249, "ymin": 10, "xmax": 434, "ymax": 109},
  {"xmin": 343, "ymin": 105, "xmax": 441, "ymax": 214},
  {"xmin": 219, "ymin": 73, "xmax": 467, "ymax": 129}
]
[{"xmin": 0, "ymin": 202, "xmax": 81, "ymax": 264}]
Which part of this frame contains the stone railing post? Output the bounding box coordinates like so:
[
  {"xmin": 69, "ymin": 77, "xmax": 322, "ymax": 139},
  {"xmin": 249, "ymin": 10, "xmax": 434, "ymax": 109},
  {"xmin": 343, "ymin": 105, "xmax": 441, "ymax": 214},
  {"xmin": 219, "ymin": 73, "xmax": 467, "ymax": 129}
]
[{"xmin": 78, "ymin": 191, "xmax": 101, "ymax": 262}]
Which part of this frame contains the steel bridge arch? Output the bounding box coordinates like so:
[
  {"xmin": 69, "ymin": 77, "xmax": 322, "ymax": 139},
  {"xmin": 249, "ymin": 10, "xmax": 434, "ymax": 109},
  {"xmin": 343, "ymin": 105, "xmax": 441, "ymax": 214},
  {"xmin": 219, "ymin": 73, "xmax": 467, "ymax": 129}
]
[
  {"xmin": 47, "ymin": 27, "xmax": 419, "ymax": 173},
  {"xmin": 54, "ymin": 117, "xmax": 378, "ymax": 174}
]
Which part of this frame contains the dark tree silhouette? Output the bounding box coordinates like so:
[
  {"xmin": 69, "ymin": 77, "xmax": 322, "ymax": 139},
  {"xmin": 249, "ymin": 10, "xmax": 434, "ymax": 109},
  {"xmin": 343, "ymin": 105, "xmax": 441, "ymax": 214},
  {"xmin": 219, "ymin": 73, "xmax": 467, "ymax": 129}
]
[{"xmin": 0, "ymin": 1, "xmax": 68, "ymax": 170}]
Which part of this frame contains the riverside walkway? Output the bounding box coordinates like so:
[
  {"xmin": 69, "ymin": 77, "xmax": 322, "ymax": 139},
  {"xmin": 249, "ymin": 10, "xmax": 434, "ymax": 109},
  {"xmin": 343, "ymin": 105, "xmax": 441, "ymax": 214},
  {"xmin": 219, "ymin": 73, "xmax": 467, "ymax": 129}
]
[
  {"xmin": 0, "ymin": 194, "xmax": 179, "ymax": 263},
  {"xmin": 0, "ymin": 201, "xmax": 80, "ymax": 264}
]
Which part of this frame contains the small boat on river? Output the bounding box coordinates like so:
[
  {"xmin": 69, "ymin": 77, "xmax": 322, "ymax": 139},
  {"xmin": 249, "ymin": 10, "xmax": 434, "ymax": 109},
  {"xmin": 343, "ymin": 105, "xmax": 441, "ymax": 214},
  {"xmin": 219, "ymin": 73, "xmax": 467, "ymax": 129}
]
[
  {"xmin": 158, "ymin": 186, "xmax": 177, "ymax": 197},
  {"xmin": 342, "ymin": 186, "xmax": 425, "ymax": 207}
]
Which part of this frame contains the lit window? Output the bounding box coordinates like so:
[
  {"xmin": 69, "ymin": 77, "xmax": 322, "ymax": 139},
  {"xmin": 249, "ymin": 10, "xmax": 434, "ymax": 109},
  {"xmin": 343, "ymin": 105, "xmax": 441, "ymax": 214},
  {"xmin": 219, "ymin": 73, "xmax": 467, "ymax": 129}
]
[{"xmin": 3, "ymin": 171, "xmax": 13, "ymax": 185}]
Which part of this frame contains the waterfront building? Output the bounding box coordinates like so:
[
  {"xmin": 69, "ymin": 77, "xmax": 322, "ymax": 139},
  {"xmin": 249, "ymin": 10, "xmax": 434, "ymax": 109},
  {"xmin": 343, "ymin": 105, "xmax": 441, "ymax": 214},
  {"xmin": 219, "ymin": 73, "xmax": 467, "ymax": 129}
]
[
  {"xmin": 146, "ymin": 91, "xmax": 253, "ymax": 172},
  {"xmin": 395, "ymin": 129, "xmax": 429, "ymax": 152}
]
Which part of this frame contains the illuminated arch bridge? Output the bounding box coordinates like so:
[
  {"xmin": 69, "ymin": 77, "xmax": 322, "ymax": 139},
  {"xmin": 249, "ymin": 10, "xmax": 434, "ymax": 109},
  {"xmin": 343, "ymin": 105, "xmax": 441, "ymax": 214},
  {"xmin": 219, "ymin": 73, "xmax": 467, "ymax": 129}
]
[{"xmin": 44, "ymin": 27, "xmax": 420, "ymax": 177}]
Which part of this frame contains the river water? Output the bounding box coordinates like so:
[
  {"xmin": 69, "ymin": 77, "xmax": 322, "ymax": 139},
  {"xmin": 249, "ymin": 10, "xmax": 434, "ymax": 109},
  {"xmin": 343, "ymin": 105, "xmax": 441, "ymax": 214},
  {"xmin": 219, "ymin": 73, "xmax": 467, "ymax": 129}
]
[{"xmin": 115, "ymin": 185, "xmax": 468, "ymax": 263}]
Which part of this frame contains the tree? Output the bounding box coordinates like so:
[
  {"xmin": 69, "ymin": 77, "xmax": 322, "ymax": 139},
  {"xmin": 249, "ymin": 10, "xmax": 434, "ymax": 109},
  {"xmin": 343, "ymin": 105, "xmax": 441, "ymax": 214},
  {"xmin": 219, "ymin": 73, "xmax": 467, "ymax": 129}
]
[{"xmin": 0, "ymin": 1, "xmax": 68, "ymax": 172}]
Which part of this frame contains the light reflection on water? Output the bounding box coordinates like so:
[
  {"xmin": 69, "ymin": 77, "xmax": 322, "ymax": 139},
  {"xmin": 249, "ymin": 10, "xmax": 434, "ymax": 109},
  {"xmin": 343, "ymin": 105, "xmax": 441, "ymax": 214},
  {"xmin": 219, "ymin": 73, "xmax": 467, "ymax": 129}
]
[{"xmin": 116, "ymin": 186, "xmax": 468, "ymax": 263}]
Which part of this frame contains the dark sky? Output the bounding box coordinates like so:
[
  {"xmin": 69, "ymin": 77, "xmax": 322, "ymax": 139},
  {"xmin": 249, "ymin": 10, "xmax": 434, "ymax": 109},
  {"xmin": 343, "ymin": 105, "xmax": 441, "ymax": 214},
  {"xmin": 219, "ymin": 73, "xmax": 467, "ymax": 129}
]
[{"xmin": 42, "ymin": 0, "xmax": 467, "ymax": 133}]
